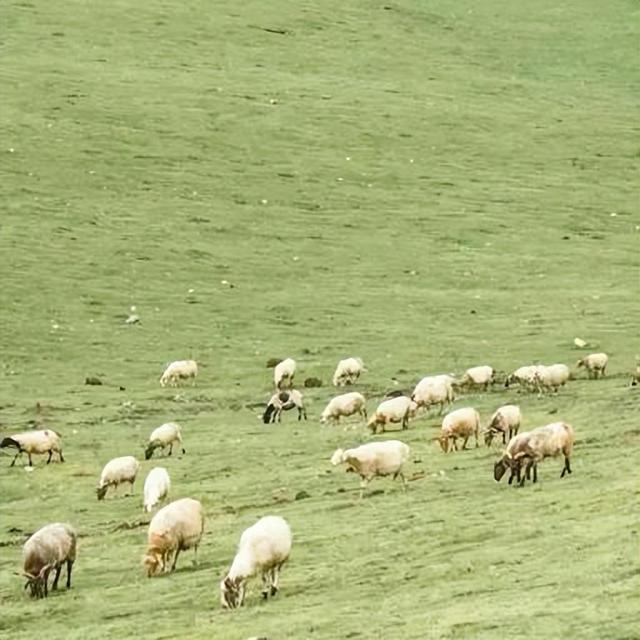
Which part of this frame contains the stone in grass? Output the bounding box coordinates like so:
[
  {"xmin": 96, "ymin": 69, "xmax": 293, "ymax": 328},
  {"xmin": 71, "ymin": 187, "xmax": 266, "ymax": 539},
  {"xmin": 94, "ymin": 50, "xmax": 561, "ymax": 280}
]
[
  {"xmin": 266, "ymin": 357, "xmax": 283, "ymax": 368},
  {"xmin": 304, "ymin": 377, "xmax": 322, "ymax": 388},
  {"xmin": 294, "ymin": 490, "xmax": 310, "ymax": 501},
  {"xmin": 85, "ymin": 376, "xmax": 103, "ymax": 386}
]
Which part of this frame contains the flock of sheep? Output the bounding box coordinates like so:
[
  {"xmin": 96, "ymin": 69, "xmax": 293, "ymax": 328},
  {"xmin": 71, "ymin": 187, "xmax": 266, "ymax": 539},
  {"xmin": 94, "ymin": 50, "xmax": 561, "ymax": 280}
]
[{"xmin": 1, "ymin": 349, "xmax": 631, "ymax": 608}]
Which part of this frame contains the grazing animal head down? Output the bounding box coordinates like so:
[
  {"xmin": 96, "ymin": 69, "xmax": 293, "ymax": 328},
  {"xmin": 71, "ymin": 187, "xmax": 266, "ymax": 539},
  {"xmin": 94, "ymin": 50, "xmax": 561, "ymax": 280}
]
[
  {"xmin": 142, "ymin": 550, "xmax": 163, "ymax": 578},
  {"xmin": 23, "ymin": 566, "xmax": 49, "ymax": 599},
  {"xmin": 262, "ymin": 404, "xmax": 276, "ymax": 424},
  {"xmin": 493, "ymin": 455, "xmax": 510, "ymax": 481},
  {"xmin": 144, "ymin": 443, "xmax": 157, "ymax": 460},
  {"xmin": 0, "ymin": 437, "xmax": 21, "ymax": 450},
  {"xmin": 96, "ymin": 485, "xmax": 108, "ymax": 501},
  {"xmin": 220, "ymin": 575, "xmax": 243, "ymax": 609},
  {"xmin": 330, "ymin": 449, "xmax": 345, "ymax": 466},
  {"xmin": 438, "ymin": 435, "xmax": 449, "ymax": 453},
  {"xmin": 484, "ymin": 429, "xmax": 495, "ymax": 447}
]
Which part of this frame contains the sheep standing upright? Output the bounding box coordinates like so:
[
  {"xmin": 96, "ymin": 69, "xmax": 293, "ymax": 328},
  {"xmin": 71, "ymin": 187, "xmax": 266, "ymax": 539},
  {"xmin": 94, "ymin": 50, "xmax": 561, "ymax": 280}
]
[
  {"xmin": 143, "ymin": 467, "xmax": 171, "ymax": 513},
  {"xmin": 22, "ymin": 523, "xmax": 76, "ymax": 599},
  {"xmin": 330, "ymin": 440, "xmax": 410, "ymax": 498},
  {"xmin": 96, "ymin": 456, "xmax": 140, "ymax": 500},
  {"xmin": 220, "ymin": 516, "xmax": 292, "ymax": 609},
  {"xmin": 274, "ymin": 358, "xmax": 296, "ymax": 389},
  {"xmin": 0, "ymin": 429, "xmax": 64, "ymax": 467},
  {"xmin": 576, "ymin": 353, "xmax": 608, "ymax": 378},
  {"xmin": 143, "ymin": 498, "xmax": 204, "ymax": 577},
  {"xmin": 332, "ymin": 357, "xmax": 366, "ymax": 386},
  {"xmin": 145, "ymin": 422, "xmax": 185, "ymax": 460},
  {"xmin": 160, "ymin": 360, "xmax": 198, "ymax": 387}
]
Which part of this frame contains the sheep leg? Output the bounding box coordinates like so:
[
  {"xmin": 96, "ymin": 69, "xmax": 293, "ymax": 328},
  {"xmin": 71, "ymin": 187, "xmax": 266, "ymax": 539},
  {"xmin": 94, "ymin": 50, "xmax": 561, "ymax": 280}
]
[
  {"xmin": 66, "ymin": 560, "xmax": 73, "ymax": 588},
  {"xmin": 171, "ymin": 547, "xmax": 181, "ymax": 571},
  {"xmin": 474, "ymin": 430, "xmax": 479, "ymax": 448},
  {"xmin": 532, "ymin": 463, "xmax": 538, "ymax": 483},
  {"xmin": 28, "ymin": 452, "xmax": 33, "ymax": 467},
  {"xmin": 59, "ymin": 449, "xmax": 65, "ymax": 462},
  {"xmin": 51, "ymin": 565, "xmax": 62, "ymax": 590},
  {"xmin": 261, "ymin": 571, "xmax": 270, "ymax": 599},
  {"xmin": 47, "ymin": 450, "xmax": 53, "ymax": 464},
  {"xmin": 43, "ymin": 569, "xmax": 50, "ymax": 597},
  {"xmin": 168, "ymin": 442, "xmax": 173, "ymax": 456},
  {"xmin": 270, "ymin": 564, "xmax": 282, "ymax": 596},
  {"xmin": 359, "ymin": 477, "xmax": 371, "ymax": 499},
  {"xmin": 561, "ymin": 457, "xmax": 572, "ymax": 477},
  {"xmin": 10, "ymin": 450, "xmax": 22, "ymax": 467},
  {"xmin": 461, "ymin": 436, "xmax": 469, "ymax": 450}
]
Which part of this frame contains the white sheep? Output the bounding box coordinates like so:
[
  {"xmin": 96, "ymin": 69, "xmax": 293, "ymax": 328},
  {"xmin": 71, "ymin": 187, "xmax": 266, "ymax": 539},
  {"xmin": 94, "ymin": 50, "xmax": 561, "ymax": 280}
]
[
  {"xmin": 262, "ymin": 389, "xmax": 307, "ymax": 424},
  {"xmin": 320, "ymin": 391, "xmax": 367, "ymax": 424},
  {"xmin": 330, "ymin": 440, "xmax": 411, "ymax": 498},
  {"xmin": 411, "ymin": 376, "xmax": 454, "ymax": 414},
  {"xmin": 534, "ymin": 364, "xmax": 570, "ymax": 394},
  {"xmin": 576, "ymin": 352, "xmax": 608, "ymax": 378},
  {"xmin": 0, "ymin": 429, "xmax": 64, "ymax": 467},
  {"xmin": 438, "ymin": 407, "xmax": 480, "ymax": 453},
  {"xmin": 143, "ymin": 467, "xmax": 171, "ymax": 513},
  {"xmin": 96, "ymin": 455, "xmax": 140, "ymax": 500},
  {"xmin": 494, "ymin": 422, "xmax": 574, "ymax": 486},
  {"xmin": 484, "ymin": 404, "xmax": 522, "ymax": 446},
  {"xmin": 456, "ymin": 365, "xmax": 494, "ymax": 391},
  {"xmin": 274, "ymin": 357, "xmax": 296, "ymax": 389},
  {"xmin": 332, "ymin": 357, "xmax": 366, "ymax": 386},
  {"xmin": 160, "ymin": 359, "xmax": 198, "ymax": 387},
  {"xmin": 145, "ymin": 422, "xmax": 185, "ymax": 460},
  {"xmin": 367, "ymin": 396, "xmax": 417, "ymax": 434},
  {"xmin": 22, "ymin": 523, "xmax": 76, "ymax": 599},
  {"xmin": 220, "ymin": 516, "xmax": 292, "ymax": 609},
  {"xmin": 504, "ymin": 365, "xmax": 543, "ymax": 392},
  {"xmin": 143, "ymin": 498, "xmax": 204, "ymax": 577}
]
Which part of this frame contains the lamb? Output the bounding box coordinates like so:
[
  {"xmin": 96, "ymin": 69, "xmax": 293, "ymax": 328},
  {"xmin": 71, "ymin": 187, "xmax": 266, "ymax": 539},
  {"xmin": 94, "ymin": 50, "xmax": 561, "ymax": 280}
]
[
  {"xmin": 274, "ymin": 357, "xmax": 296, "ymax": 389},
  {"xmin": 484, "ymin": 404, "xmax": 522, "ymax": 446},
  {"xmin": 455, "ymin": 365, "xmax": 494, "ymax": 391},
  {"xmin": 159, "ymin": 359, "xmax": 198, "ymax": 387},
  {"xmin": 143, "ymin": 467, "xmax": 171, "ymax": 513},
  {"xmin": 332, "ymin": 357, "xmax": 366, "ymax": 386},
  {"xmin": 320, "ymin": 392, "xmax": 367, "ymax": 424},
  {"xmin": 330, "ymin": 440, "xmax": 410, "ymax": 498},
  {"xmin": 220, "ymin": 516, "xmax": 292, "ymax": 609},
  {"xmin": 22, "ymin": 523, "xmax": 76, "ymax": 599},
  {"xmin": 367, "ymin": 396, "xmax": 418, "ymax": 434},
  {"xmin": 534, "ymin": 364, "xmax": 570, "ymax": 393},
  {"xmin": 577, "ymin": 352, "xmax": 608, "ymax": 378},
  {"xmin": 262, "ymin": 389, "xmax": 307, "ymax": 424},
  {"xmin": 438, "ymin": 407, "xmax": 480, "ymax": 452},
  {"xmin": 145, "ymin": 422, "xmax": 185, "ymax": 460},
  {"xmin": 494, "ymin": 422, "xmax": 574, "ymax": 486},
  {"xmin": 0, "ymin": 429, "xmax": 64, "ymax": 467},
  {"xmin": 96, "ymin": 455, "xmax": 140, "ymax": 500},
  {"xmin": 142, "ymin": 498, "xmax": 204, "ymax": 577},
  {"xmin": 411, "ymin": 376, "xmax": 454, "ymax": 414}
]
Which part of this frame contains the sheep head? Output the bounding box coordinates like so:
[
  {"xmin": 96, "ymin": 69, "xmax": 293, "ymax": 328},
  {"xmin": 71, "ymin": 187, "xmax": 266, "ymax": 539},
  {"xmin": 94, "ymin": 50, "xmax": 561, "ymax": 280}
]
[
  {"xmin": 144, "ymin": 442, "xmax": 157, "ymax": 460},
  {"xmin": 330, "ymin": 449, "xmax": 345, "ymax": 466},
  {"xmin": 142, "ymin": 550, "xmax": 163, "ymax": 577},
  {"xmin": 483, "ymin": 429, "xmax": 496, "ymax": 447},
  {"xmin": 220, "ymin": 575, "xmax": 244, "ymax": 609},
  {"xmin": 23, "ymin": 566, "xmax": 48, "ymax": 599},
  {"xmin": 493, "ymin": 456, "xmax": 510, "ymax": 481},
  {"xmin": 96, "ymin": 485, "xmax": 108, "ymax": 501},
  {"xmin": 438, "ymin": 435, "xmax": 449, "ymax": 453}
]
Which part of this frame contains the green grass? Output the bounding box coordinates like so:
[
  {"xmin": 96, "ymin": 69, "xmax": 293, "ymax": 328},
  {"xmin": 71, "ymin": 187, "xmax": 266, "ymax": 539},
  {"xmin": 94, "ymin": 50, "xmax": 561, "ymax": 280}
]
[{"xmin": 1, "ymin": 0, "xmax": 639, "ymax": 638}]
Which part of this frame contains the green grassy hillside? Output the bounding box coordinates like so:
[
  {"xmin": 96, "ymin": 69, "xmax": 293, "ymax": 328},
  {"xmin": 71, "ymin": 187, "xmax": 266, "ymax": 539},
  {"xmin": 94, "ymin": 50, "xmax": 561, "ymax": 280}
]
[{"xmin": 1, "ymin": 0, "xmax": 638, "ymax": 638}]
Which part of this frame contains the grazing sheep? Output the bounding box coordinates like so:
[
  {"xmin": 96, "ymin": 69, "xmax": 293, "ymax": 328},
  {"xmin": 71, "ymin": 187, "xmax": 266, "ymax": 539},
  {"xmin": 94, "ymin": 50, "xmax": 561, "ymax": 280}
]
[
  {"xmin": 577, "ymin": 353, "xmax": 608, "ymax": 378},
  {"xmin": 456, "ymin": 365, "xmax": 494, "ymax": 391},
  {"xmin": 484, "ymin": 404, "xmax": 522, "ymax": 446},
  {"xmin": 492, "ymin": 431, "xmax": 532, "ymax": 485},
  {"xmin": 145, "ymin": 422, "xmax": 185, "ymax": 460},
  {"xmin": 367, "ymin": 396, "xmax": 417, "ymax": 434},
  {"xmin": 320, "ymin": 392, "xmax": 367, "ymax": 424},
  {"xmin": 411, "ymin": 376, "xmax": 454, "ymax": 414},
  {"xmin": 332, "ymin": 357, "xmax": 366, "ymax": 386},
  {"xmin": 262, "ymin": 390, "xmax": 307, "ymax": 424},
  {"xmin": 160, "ymin": 359, "xmax": 198, "ymax": 387},
  {"xmin": 330, "ymin": 440, "xmax": 410, "ymax": 498},
  {"xmin": 630, "ymin": 366, "xmax": 640, "ymax": 387},
  {"xmin": 143, "ymin": 498, "xmax": 204, "ymax": 577},
  {"xmin": 504, "ymin": 365, "xmax": 543, "ymax": 392},
  {"xmin": 494, "ymin": 422, "xmax": 574, "ymax": 486},
  {"xmin": 220, "ymin": 516, "xmax": 292, "ymax": 609},
  {"xmin": 96, "ymin": 456, "xmax": 140, "ymax": 500},
  {"xmin": 534, "ymin": 364, "xmax": 570, "ymax": 394},
  {"xmin": 274, "ymin": 358, "xmax": 296, "ymax": 389},
  {"xmin": 0, "ymin": 429, "xmax": 64, "ymax": 467},
  {"xmin": 143, "ymin": 467, "xmax": 171, "ymax": 513},
  {"xmin": 22, "ymin": 523, "xmax": 76, "ymax": 599},
  {"xmin": 438, "ymin": 407, "xmax": 480, "ymax": 452}
]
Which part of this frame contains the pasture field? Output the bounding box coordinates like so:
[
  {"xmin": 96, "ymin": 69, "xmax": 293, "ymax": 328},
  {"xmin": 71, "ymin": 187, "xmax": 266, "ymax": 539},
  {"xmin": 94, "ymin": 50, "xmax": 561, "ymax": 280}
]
[{"xmin": 1, "ymin": 0, "xmax": 639, "ymax": 638}]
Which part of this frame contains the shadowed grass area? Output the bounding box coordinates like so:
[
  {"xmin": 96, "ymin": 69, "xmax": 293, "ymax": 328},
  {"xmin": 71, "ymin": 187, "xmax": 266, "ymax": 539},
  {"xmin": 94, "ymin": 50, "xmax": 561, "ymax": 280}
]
[{"xmin": 1, "ymin": 0, "xmax": 638, "ymax": 638}]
